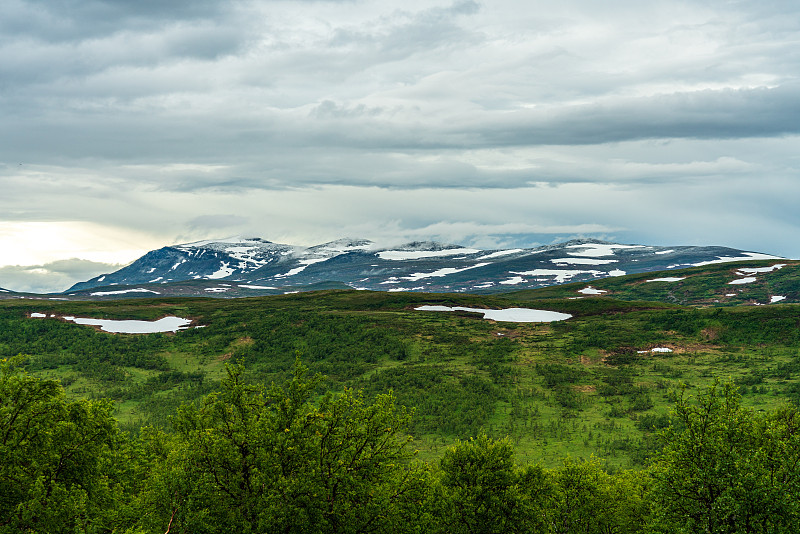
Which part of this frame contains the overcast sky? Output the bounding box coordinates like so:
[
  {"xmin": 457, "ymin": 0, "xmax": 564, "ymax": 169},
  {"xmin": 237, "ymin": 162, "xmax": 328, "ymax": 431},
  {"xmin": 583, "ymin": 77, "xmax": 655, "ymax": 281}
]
[{"xmin": 2, "ymin": 0, "xmax": 799, "ymax": 292}]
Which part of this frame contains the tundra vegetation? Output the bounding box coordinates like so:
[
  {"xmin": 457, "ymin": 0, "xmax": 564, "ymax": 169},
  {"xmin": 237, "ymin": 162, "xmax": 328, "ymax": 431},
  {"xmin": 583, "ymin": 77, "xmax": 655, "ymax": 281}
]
[{"xmin": 3, "ymin": 285, "xmax": 800, "ymax": 532}]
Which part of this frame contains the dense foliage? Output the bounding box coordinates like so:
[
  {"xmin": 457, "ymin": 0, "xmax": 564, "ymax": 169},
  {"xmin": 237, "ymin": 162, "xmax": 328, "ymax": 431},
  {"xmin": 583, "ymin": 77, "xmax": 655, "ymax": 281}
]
[{"xmin": 4, "ymin": 356, "xmax": 800, "ymax": 533}]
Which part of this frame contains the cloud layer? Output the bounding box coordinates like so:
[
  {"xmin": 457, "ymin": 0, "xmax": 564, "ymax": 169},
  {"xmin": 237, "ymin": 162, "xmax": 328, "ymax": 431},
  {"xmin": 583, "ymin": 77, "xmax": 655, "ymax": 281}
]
[{"xmin": 2, "ymin": 0, "xmax": 799, "ymax": 291}]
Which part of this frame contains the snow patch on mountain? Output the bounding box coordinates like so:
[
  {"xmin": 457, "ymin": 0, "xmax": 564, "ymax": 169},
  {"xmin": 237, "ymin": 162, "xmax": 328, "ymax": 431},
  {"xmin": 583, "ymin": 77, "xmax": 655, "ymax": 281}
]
[
  {"xmin": 480, "ymin": 249, "xmax": 524, "ymax": 259},
  {"xmin": 512, "ymin": 269, "xmax": 604, "ymax": 284},
  {"xmin": 737, "ymin": 264, "xmax": 786, "ymax": 274},
  {"xmin": 275, "ymin": 257, "xmax": 328, "ymax": 278},
  {"xmin": 90, "ymin": 288, "xmax": 160, "ymax": 296},
  {"xmin": 729, "ymin": 277, "xmax": 757, "ymax": 285},
  {"xmin": 403, "ymin": 263, "xmax": 490, "ymax": 282},
  {"xmin": 552, "ymin": 258, "xmax": 618, "ymax": 265},
  {"xmin": 578, "ymin": 286, "xmax": 606, "ymax": 295},
  {"xmin": 207, "ymin": 262, "xmax": 235, "ymax": 279},
  {"xmin": 566, "ymin": 244, "xmax": 646, "ymax": 257},
  {"xmin": 694, "ymin": 253, "xmax": 783, "ymax": 267},
  {"xmin": 646, "ymin": 277, "xmax": 686, "ymax": 282},
  {"xmin": 377, "ymin": 248, "xmax": 481, "ymax": 261}
]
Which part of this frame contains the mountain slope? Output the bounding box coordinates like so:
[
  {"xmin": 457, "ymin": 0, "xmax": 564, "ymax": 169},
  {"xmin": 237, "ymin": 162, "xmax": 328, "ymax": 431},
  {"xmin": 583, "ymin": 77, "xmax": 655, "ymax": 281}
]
[
  {"xmin": 509, "ymin": 259, "xmax": 800, "ymax": 307},
  {"xmin": 66, "ymin": 236, "xmax": 784, "ymax": 297}
]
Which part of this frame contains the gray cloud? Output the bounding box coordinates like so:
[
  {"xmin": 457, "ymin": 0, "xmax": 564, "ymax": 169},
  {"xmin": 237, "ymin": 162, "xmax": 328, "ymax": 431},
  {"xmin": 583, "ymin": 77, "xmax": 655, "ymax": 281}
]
[
  {"xmin": 3, "ymin": 0, "xmax": 800, "ymax": 276},
  {"xmin": 0, "ymin": 259, "xmax": 123, "ymax": 293}
]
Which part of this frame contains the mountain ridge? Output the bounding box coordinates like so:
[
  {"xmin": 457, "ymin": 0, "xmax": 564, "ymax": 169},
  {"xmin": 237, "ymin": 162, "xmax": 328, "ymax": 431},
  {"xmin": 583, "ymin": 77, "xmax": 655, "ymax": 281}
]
[{"xmin": 63, "ymin": 236, "xmax": 783, "ymax": 297}]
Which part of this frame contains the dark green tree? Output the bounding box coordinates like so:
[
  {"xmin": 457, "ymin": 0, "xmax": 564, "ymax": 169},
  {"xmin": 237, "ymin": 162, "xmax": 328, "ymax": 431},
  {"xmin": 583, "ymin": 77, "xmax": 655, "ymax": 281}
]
[
  {"xmin": 650, "ymin": 382, "xmax": 800, "ymax": 533},
  {"xmin": 138, "ymin": 361, "xmax": 429, "ymax": 533},
  {"xmin": 435, "ymin": 433, "xmax": 549, "ymax": 534},
  {"xmin": 0, "ymin": 357, "xmax": 126, "ymax": 533}
]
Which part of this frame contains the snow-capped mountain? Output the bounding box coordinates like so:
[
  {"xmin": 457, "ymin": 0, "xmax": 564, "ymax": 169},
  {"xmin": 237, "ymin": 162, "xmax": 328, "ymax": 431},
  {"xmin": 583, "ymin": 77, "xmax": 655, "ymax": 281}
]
[{"xmin": 65, "ymin": 237, "xmax": 784, "ymax": 296}]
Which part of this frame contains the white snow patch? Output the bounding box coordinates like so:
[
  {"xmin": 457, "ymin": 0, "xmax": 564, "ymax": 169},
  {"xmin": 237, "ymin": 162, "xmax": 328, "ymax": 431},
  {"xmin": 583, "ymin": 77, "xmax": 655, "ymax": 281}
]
[
  {"xmin": 33, "ymin": 315, "xmax": 193, "ymax": 334},
  {"xmin": 499, "ymin": 276, "xmax": 525, "ymax": 285},
  {"xmin": 771, "ymin": 295, "xmax": 787, "ymax": 303},
  {"xmin": 415, "ymin": 305, "xmax": 572, "ymax": 323},
  {"xmin": 646, "ymin": 277, "xmax": 686, "ymax": 282},
  {"xmin": 552, "ymin": 257, "xmax": 618, "ymax": 265},
  {"xmin": 655, "ymin": 249, "xmax": 675, "ymax": 255},
  {"xmin": 725, "ymin": 293, "xmax": 737, "ymax": 297},
  {"xmin": 149, "ymin": 277, "xmax": 163, "ymax": 283},
  {"xmin": 238, "ymin": 285, "xmax": 278, "ymax": 290},
  {"xmin": 206, "ymin": 261, "xmax": 235, "ymax": 280},
  {"xmin": 578, "ymin": 286, "xmax": 606, "ymax": 295},
  {"xmin": 608, "ymin": 269, "xmax": 626, "ymax": 277},
  {"xmin": 204, "ymin": 287, "xmax": 230, "ymax": 293},
  {"xmin": 565, "ymin": 244, "xmax": 645, "ymax": 257},
  {"xmin": 147, "ymin": 267, "xmax": 157, "ymax": 274},
  {"xmin": 30, "ymin": 312, "xmax": 47, "ymax": 318},
  {"xmin": 511, "ymin": 269, "xmax": 603, "ymax": 284},
  {"xmin": 97, "ymin": 275, "xmax": 105, "ymax": 282},
  {"xmin": 403, "ymin": 263, "xmax": 489, "ymax": 282},
  {"xmin": 729, "ymin": 277, "xmax": 757, "ymax": 285},
  {"xmin": 694, "ymin": 253, "xmax": 784, "ymax": 267},
  {"xmin": 90, "ymin": 288, "xmax": 160, "ymax": 296},
  {"xmin": 480, "ymin": 249, "xmax": 523, "ymax": 259},
  {"xmin": 637, "ymin": 347, "xmax": 673, "ymax": 353},
  {"xmin": 737, "ymin": 264, "xmax": 786, "ymax": 274},
  {"xmin": 275, "ymin": 258, "xmax": 327, "ymax": 278},
  {"xmin": 377, "ymin": 248, "xmax": 480, "ymax": 261},
  {"xmin": 171, "ymin": 260, "xmax": 187, "ymax": 270}
]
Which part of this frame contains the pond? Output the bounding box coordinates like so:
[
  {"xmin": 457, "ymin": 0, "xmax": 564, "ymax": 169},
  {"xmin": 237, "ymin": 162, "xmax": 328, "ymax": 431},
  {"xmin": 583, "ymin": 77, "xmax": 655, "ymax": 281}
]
[
  {"xmin": 31, "ymin": 313, "xmax": 194, "ymax": 334},
  {"xmin": 414, "ymin": 305, "xmax": 572, "ymax": 323}
]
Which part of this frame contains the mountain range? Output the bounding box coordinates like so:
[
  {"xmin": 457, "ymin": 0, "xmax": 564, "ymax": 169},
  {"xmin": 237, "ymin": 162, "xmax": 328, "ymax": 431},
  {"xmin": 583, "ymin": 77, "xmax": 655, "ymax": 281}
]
[{"xmin": 14, "ymin": 236, "xmax": 773, "ymax": 299}]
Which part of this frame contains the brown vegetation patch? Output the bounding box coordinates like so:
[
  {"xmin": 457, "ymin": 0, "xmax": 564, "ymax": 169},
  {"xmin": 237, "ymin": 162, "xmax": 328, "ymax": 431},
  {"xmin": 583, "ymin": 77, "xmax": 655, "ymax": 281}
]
[{"xmin": 701, "ymin": 327, "xmax": 720, "ymax": 341}]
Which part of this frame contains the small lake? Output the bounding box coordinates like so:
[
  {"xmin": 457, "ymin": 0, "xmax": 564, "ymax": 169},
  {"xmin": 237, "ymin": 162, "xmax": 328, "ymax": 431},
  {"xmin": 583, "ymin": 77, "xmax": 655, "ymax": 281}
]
[
  {"xmin": 31, "ymin": 313, "xmax": 193, "ymax": 333},
  {"xmin": 414, "ymin": 305, "xmax": 572, "ymax": 323}
]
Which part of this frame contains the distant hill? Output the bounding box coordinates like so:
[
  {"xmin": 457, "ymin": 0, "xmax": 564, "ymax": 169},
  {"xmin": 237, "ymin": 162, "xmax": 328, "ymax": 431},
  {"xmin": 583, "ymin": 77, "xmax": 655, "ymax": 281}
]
[
  {"xmin": 62, "ymin": 236, "xmax": 783, "ymax": 299},
  {"xmin": 509, "ymin": 259, "xmax": 800, "ymax": 307}
]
